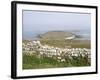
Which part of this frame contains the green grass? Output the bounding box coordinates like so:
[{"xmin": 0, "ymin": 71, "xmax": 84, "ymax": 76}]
[
  {"xmin": 23, "ymin": 53, "xmax": 90, "ymax": 69},
  {"xmin": 22, "ymin": 39, "xmax": 90, "ymax": 69},
  {"xmin": 40, "ymin": 39, "xmax": 90, "ymax": 49}
]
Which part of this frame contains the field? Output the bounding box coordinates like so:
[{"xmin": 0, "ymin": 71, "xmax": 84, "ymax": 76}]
[
  {"xmin": 23, "ymin": 39, "xmax": 91, "ymax": 69},
  {"xmin": 40, "ymin": 39, "xmax": 90, "ymax": 49},
  {"xmin": 23, "ymin": 53, "xmax": 90, "ymax": 69}
]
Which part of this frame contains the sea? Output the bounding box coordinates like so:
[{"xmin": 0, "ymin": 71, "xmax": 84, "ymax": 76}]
[{"xmin": 23, "ymin": 30, "xmax": 90, "ymax": 40}]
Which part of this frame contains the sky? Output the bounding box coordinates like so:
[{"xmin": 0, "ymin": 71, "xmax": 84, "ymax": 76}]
[{"xmin": 23, "ymin": 10, "xmax": 91, "ymax": 33}]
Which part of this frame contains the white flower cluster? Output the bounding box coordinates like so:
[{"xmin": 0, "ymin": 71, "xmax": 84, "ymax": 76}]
[{"xmin": 23, "ymin": 40, "xmax": 91, "ymax": 62}]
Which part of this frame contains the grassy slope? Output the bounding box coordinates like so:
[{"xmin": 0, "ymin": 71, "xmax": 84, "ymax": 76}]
[
  {"xmin": 40, "ymin": 39, "xmax": 90, "ymax": 49},
  {"xmin": 23, "ymin": 31, "xmax": 91, "ymax": 69},
  {"xmin": 23, "ymin": 39, "xmax": 90, "ymax": 69},
  {"xmin": 39, "ymin": 31, "xmax": 90, "ymax": 49},
  {"xmin": 23, "ymin": 53, "xmax": 90, "ymax": 69}
]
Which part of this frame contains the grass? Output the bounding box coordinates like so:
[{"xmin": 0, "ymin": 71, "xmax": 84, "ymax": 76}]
[
  {"xmin": 22, "ymin": 39, "xmax": 91, "ymax": 69},
  {"xmin": 23, "ymin": 53, "xmax": 90, "ymax": 69},
  {"xmin": 40, "ymin": 39, "xmax": 90, "ymax": 49}
]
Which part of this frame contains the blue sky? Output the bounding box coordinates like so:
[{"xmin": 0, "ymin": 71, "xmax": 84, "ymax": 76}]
[{"xmin": 23, "ymin": 10, "xmax": 91, "ymax": 32}]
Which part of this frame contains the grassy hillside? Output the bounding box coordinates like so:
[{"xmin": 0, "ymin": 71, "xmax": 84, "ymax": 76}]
[
  {"xmin": 22, "ymin": 31, "xmax": 91, "ymax": 69},
  {"xmin": 38, "ymin": 31, "xmax": 90, "ymax": 49},
  {"xmin": 23, "ymin": 53, "xmax": 90, "ymax": 69},
  {"xmin": 40, "ymin": 39, "xmax": 90, "ymax": 49}
]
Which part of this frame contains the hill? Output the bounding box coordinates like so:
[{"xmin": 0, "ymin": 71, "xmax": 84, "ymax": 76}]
[{"xmin": 40, "ymin": 31, "xmax": 75, "ymax": 40}]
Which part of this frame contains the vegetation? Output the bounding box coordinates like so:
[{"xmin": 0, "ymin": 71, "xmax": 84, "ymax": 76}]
[
  {"xmin": 40, "ymin": 31, "xmax": 75, "ymax": 40},
  {"xmin": 38, "ymin": 31, "xmax": 90, "ymax": 49},
  {"xmin": 23, "ymin": 53, "xmax": 90, "ymax": 69},
  {"xmin": 22, "ymin": 31, "xmax": 91, "ymax": 69},
  {"xmin": 40, "ymin": 39, "xmax": 90, "ymax": 49}
]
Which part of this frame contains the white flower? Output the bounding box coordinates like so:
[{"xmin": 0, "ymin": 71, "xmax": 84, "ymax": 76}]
[
  {"xmin": 57, "ymin": 57, "xmax": 61, "ymax": 60},
  {"xmin": 61, "ymin": 59, "xmax": 66, "ymax": 62}
]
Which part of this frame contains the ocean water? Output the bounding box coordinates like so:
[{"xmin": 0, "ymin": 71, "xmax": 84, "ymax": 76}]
[
  {"xmin": 23, "ymin": 30, "xmax": 90, "ymax": 40},
  {"xmin": 23, "ymin": 30, "xmax": 46, "ymax": 40},
  {"xmin": 70, "ymin": 30, "xmax": 91, "ymax": 40}
]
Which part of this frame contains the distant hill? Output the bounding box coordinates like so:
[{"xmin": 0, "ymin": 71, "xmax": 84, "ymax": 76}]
[{"xmin": 39, "ymin": 31, "xmax": 75, "ymax": 40}]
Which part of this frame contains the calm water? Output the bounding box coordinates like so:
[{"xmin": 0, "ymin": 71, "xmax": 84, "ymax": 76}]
[
  {"xmin": 70, "ymin": 30, "xmax": 90, "ymax": 40},
  {"xmin": 23, "ymin": 30, "xmax": 90, "ymax": 40}
]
